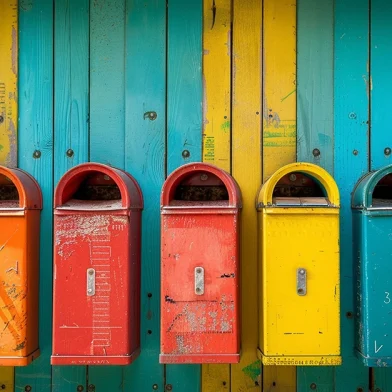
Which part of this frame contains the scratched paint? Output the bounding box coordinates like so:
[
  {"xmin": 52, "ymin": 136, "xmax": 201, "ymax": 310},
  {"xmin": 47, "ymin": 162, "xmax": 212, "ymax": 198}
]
[{"xmin": 0, "ymin": 0, "xmax": 18, "ymax": 167}]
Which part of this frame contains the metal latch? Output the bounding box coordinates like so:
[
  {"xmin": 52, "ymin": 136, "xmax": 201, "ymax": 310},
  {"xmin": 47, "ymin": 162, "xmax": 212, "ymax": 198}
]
[
  {"xmin": 195, "ymin": 267, "xmax": 204, "ymax": 295},
  {"xmin": 87, "ymin": 268, "xmax": 96, "ymax": 296},
  {"xmin": 297, "ymin": 268, "xmax": 307, "ymax": 296}
]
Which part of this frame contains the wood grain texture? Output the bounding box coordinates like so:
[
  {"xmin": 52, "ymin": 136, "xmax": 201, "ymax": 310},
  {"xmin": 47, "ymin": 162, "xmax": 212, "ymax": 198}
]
[
  {"xmin": 89, "ymin": 0, "xmax": 126, "ymax": 389},
  {"xmin": 201, "ymin": 0, "xmax": 232, "ymax": 390},
  {"xmin": 52, "ymin": 0, "xmax": 89, "ymax": 390},
  {"xmin": 296, "ymin": 1, "xmax": 335, "ymax": 389},
  {"xmin": 166, "ymin": 0, "xmax": 202, "ymax": 390},
  {"xmin": 262, "ymin": 0, "xmax": 296, "ymax": 389},
  {"xmin": 370, "ymin": 0, "xmax": 392, "ymax": 389},
  {"xmin": 122, "ymin": 0, "xmax": 166, "ymax": 390},
  {"xmin": 263, "ymin": 0, "xmax": 297, "ymax": 181},
  {"xmin": 231, "ymin": 0, "xmax": 262, "ymax": 390},
  {"xmin": 334, "ymin": 0, "xmax": 370, "ymax": 390},
  {"xmin": 15, "ymin": 1, "xmax": 53, "ymax": 391},
  {"xmin": 0, "ymin": 0, "xmax": 17, "ymax": 169}
]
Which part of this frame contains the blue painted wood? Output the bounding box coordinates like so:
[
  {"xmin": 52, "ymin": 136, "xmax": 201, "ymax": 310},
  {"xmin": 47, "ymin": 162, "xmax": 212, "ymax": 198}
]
[
  {"xmin": 297, "ymin": 0, "xmax": 334, "ymax": 175},
  {"xmin": 16, "ymin": 1, "xmax": 53, "ymax": 391},
  {"xmin": 334, "ymin": 0, "xmax": 370, "ymax": 390},
  {"xmin": 167, "ymin": 0, "xmax": 203, "ymax": 175},
  {"xmin": 89, "ymin": 0, "xmax": 126, "ymax": 389},
  {"xmin": 122, "ymin": 1, "xmax": 166, "ymax": 390},
  {"xmin": 52, "ymin": 0, "xmax": 89, "ymax": 390},
  {"xmin": 297, "ymin": 1, "xmax": 335, "ymax": 390},
  {"xmin": 166, "ymin": 0, "xmax": 202, "ymax": 390}
]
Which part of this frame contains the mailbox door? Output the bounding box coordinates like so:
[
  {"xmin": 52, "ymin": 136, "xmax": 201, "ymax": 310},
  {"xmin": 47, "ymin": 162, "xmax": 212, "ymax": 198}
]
[
  {"xmin": 53, "ymin": 212, "xmax": 132, "ymax": 365},
  {"xmin": 262, "ymin": 208, "xmax": 340, "ymax": 361},
  {"xmin": 357, "ymin": 211, "xmax": 392, "ymax": 364},
  {"xmin": 161, "ymin": 211, "xmax": 239, "ymax": 359}
]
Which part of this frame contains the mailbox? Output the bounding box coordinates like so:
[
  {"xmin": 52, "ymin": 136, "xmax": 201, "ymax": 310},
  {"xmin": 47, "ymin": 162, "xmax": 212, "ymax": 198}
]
[
  {"xmin": 352, "ymin": 165, "xmax": 392, "ymax": 366},
  {"xmin": 160, "ymin": 163, "xmax": 242, "ymax": 364},
  {"xmin": 51, "ymin": 163, "xmax": 143, "ymax": 365},
  {"xmin": 0, "ymin": 166, "xmax": 42, "ymax": 366},
  {"xmin": 257, "ymin": 162, "xmax": 341, "ymax": 366}
]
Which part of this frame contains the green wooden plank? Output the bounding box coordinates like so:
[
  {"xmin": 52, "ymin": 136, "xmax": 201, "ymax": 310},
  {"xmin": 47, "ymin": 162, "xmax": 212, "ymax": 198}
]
[
  {"xmin": 334, "ymin": 0, "xmax": 370, "ymax": 391},
  {"xmin": 122, "ymin": 1, "xmax": 166, "ymax": 390},
  {"xmin": 89, "ymin": 0, "xmax": 126, "ymax": 390},
  {"xmin": 166, "ymin": 0, "xmax": 202, "ymax": 390},
  {"xmin": 16, "ymin": 1, "xmax": 54, "ymax": 391},
  {"xmin": 52, "ymin": 0, "xmax": 89, "ymax": 390},
  {"xmin": 370, "ymin": 0, "xmax": 392, "ymax": 389},
  {"xmin": 297, "ymin": 1, "xmax": 335, "ymax": 390}
]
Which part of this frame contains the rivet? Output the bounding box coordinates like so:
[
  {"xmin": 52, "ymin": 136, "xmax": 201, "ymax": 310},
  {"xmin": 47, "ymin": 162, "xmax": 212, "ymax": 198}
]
[
  {"xmin": 353, "ymin": 150, "xmax": 359, "ymax": 156},
  {"xmin": 384, "ymin": 148, "xmax": 391, "ymax": 156},
  {"xmin": 349, "ymin": 112, "xmax": 357, "ymax": 119},
  {"xmin": 312, "ymin": 148, "xmax": 321, "ymax": 157},
  {"xmin": 182, "ymin": 150, "xmax": 190, "ymax": 158},
  {"xmin": 0, "ymin": 115, "xmax": 4, "ymax": 123},
  {"xmin": 66, "ymin": 149, "xmax": 74, "ymax": 157},
  {"xmin": 299, "ymin": 269, "xmax": 305, "ymax": 275},
  {"xmin": 200, "ymin": 174, "xmax": 208, "ymax": 181},
  {"xmin": 144, "ymin": 111, "xmax": 157, "ymax": 121},
  {"xmin": 289, "ymin": 174, "xmax": 297, "ymax": 182},
  {"xmin": 310, "ymin": 383, "xmax": 317, "ymax": 390},
  {"xmin": 33, "ymin": 150, "xmax": 41, "ymax": 159},
  {"xmin": 77, "ymin": 386, "xmax": 84, "ymax": 392},
  {"xmin": 165, "ymin": 385, "xmax": 173, "ymax": 392},
  {"xmin": 152, "ymin": 385, "xmax": 159, "ymax": 390},
  {"xmin": 25, "ymin": 387, "xmax": 32, "ymax": 392}
]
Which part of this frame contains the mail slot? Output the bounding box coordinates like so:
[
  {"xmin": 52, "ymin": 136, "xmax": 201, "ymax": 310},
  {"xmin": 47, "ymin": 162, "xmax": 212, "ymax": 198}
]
[
  {"xmin": 51, "ymin": 163, "xmax": 143, "ymax": 365},
  {"xmin": 257, "ymin": 162, "xmax": 341, "ymax": 366},
  {"xmin": 160, "ymin": 163, "xmax": 242, "ymax": 363},
  {"xmin": 352, "ymin": 165, "xmax": 392, "ymax": 366},
  {"xmin": 0, "ymin": 166, "xmax": 42, "ymax": 366}
]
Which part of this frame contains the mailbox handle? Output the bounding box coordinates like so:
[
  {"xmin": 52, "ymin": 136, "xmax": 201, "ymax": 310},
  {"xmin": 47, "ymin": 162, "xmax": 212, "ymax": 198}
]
[
  {"xmin": 297, "ymin": 268, "xmax": 307, "ymax": 296},
  {"xmin": 87, "ymin": 268, "xmax": 96, "ymax": 296},
  {"xmin": 195, "ymin": 267, "xmax": 204, "ymax": 295}
]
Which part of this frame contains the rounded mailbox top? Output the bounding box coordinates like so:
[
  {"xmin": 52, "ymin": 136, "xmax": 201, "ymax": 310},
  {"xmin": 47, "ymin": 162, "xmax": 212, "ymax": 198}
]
[
  {"xmin": 257, "ymin": 162, "xmax": 340, "ymax": 207},
  {"xmin": 161, "ymin": 163, "xmax": 242, "ymax": 208},
  {"xmin": 54, "ymin": 163, "xmax": 143, "ymax": 209},
  {"xmin": 0, "ymin": 166, "xmax": 42, "ymax": 210},
  {"xmin": 352, "ymin": 164, "xmax": 392, "ymax": 209}
]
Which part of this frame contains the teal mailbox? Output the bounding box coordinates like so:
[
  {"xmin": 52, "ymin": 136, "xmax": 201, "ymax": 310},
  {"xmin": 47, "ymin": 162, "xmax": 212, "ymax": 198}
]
[{"xmin": 352, "ymin": 164, "xmax": 392, "ymax": 367}]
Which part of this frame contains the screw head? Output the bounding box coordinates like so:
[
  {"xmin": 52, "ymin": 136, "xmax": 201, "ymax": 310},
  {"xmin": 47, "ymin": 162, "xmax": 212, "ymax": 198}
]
[
  {"xmin": 25, "ymin": 386, "xmax": 32, "ymax": 392},
  {"xmin": 166, "ymin": 385, "xmax": 173, "ymax": 392},
  {"xmin": 200, "ymin": 174, "xmax": 208, "ymax": 181},
  {"xmin": 299, "ymin": 269, "xmax": 305, "ymax": 275},
  {"xmin": 312, "ymin": 148, "xmax": 321, "ymax": 157},
  {"xmin": 385, "ymin": 148, "xmax": 391, "ymax": 156},
  {"xmin": 346, "ymin": 311, "xmax": 353, "ymax": 319},
  {"xmin": 77, "ymin": 386, "xmax": 84, "ymax": 392},
  {"xmin": 349, "ymin": 112, "xmax": 357, "ymax": 119},
  {"xmin": 66, "ymin": 149, "xmax": 74, "ymax": 157},
  {"xmin": 1, "ymin": 385, "xmax": 6, "ymax": 390},
  {"xmin": 33, "ymin": 150, "xmax": 41, "ymax": 159},
  {"xmin": 310, "ymin": 383, "xmax": 317, "ymax": 390},
  {"xmin": 289, "ymin": 174, "xmax": 297, "ymax": 181},
  {"xmin": 88, "ymin": 269, "xmax": 94, "ymax": 275},
  {"xmin": 0, "ymin": 115, "xmax": 4, "ymax": 123},
  {"xmin": 353, "ymin": 150, "xmax": 359, "ymax": 156},
  {"xmin": 87, "ymin": 385, "xmax": 95, "ymax": 392},
  {"xmin": 182, "ymin": 150, "xmax": 190, "ymax": 158},
  {"xmin": 152, "ymin": 385, "xmax": 159, "ymax": 390},
  {"xmin": 196, "ymin": 268, "xmax": 202, "ymax": 273}
]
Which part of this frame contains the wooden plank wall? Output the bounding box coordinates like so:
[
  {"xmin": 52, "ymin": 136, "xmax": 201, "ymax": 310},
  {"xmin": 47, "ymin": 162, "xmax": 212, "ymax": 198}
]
[{"xmin": 4, "ymin": 0, "xmax": 392, "ymax": 391}]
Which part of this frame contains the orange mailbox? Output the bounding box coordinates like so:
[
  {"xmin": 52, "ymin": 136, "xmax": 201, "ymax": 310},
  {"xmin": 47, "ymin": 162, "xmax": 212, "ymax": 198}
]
[
  {"xmin": 160, "ymin": 163, "xmax": 242, "ymax": 364},
  {"xmin": 52, "ymin": 163, "xmax": 143, "ymax": 365},
  {"xmin": 0, "ymin": 166, "xmax": 42, "ymax": 366}
]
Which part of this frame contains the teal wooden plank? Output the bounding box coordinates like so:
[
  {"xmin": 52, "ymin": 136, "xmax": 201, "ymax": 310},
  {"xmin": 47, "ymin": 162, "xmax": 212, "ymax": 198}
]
[
  {"xmin": 16, "ymin": 1, "xmax": 54, "ymax": 391},
  {"xmin": 297, "ymin": 1, "xmax": 335, "ymax": 390},
  {"xmin": 371, "ymin": 0, "xmax": 392, "ymax": 389},
  {"xmin": 52, "ymin": 0, "xmax": 89, "ymax": 390},
  {"xmin": 166, "ymin": 0, "xmax": 202, "ymax": 390},
  {"xmin": 89, "ymin": 0, "xmax": 126, "ymax": 390},
  {"xmin": 122, "ymin": 1, "xmax": 166, "ymax": 390},
  {"xmin": 334, "ymin": 0, "xmax": 370, "ymax": 391},
  {"xmin": 167, "ymin": 0, "xmax": 203, "ymax": 175},
  {"xmin": 296, "ymin": 0, "xmax": 334, "ymax": 174}
]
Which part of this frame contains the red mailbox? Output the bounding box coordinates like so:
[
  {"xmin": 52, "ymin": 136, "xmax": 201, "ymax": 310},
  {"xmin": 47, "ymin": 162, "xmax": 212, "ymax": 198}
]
[
  {"xmin": 160, "ymin": 163, "xmax": 242, "ymax": 364},
  {"xmin": 51, "ymin": 163, "xmax": 143, "ymax": 365}
]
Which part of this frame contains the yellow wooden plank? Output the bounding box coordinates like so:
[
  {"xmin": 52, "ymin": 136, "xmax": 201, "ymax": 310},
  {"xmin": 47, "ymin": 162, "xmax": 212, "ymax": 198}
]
[
  {"xmin": 202, "ymin": 1, "xmax": 232, "ymax": 389},
  {"xmin": 263, "ymin": 0, "xmax": 297, "ymax": 180},
  {"xmin": 262, "ymin": 0, "xmax": 297, "ymax": 390},
  {"xmin": 231, "ymin": 0, "xmax": 262, "ymax": 390},
  {"xmin": 202, "ymin": 0, "xmax": 231, "ymax": 173},
  {"xmin": 0, "ymin": 0, "xmax": 17, "ymax": 388},
  {"xmin": 0, "ymin": 0, "xmax": 18, "ymax": 168}
]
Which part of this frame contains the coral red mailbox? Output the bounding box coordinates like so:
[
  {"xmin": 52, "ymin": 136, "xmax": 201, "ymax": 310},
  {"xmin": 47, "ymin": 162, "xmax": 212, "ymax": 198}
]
[
  {"xmin": 51, "ymin": 163, "xmax": 143, "ymax": 365},
  {"xmin": 160, "ymin": 163, "xmax": 242, "ymax": 364},
  {"xmin": 0, "ymin": 166, "xmax": 42, "ymax": 366}
]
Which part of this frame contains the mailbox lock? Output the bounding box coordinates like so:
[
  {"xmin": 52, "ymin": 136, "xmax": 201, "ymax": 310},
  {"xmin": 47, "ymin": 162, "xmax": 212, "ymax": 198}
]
[
  {"xmin": 195, "ymin": 267, "xmax": 204, "ymax": 295},
  {"xmin": 87, "ymin": 268, "xmax": 96, "ymax": 296},
  {"xmin": 296, "ymin": 268, "xmax": 307, "ymax": 296}
]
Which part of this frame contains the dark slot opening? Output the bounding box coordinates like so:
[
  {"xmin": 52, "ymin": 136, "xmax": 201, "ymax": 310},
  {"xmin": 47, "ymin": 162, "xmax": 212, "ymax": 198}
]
[
  {"xmin": 173, "ymin": 172, "xmax": 229, "ymax": 202},
  {"xmin": 372, "ymin": 173, "xmax": 392, "ymax": 207},
  {"xmin": 73, "ymin": 172, "xmax": 121, "ymax": 201},
  {"xmin": 0, "ymin": 174, "xmax": 19, "ymax": 207}
]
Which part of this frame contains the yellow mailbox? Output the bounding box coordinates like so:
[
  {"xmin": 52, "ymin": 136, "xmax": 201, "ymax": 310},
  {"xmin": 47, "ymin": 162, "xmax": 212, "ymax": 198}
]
[{"xmin": 257, "ymin": 162, "xmax": 341, "ymax": 366}]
